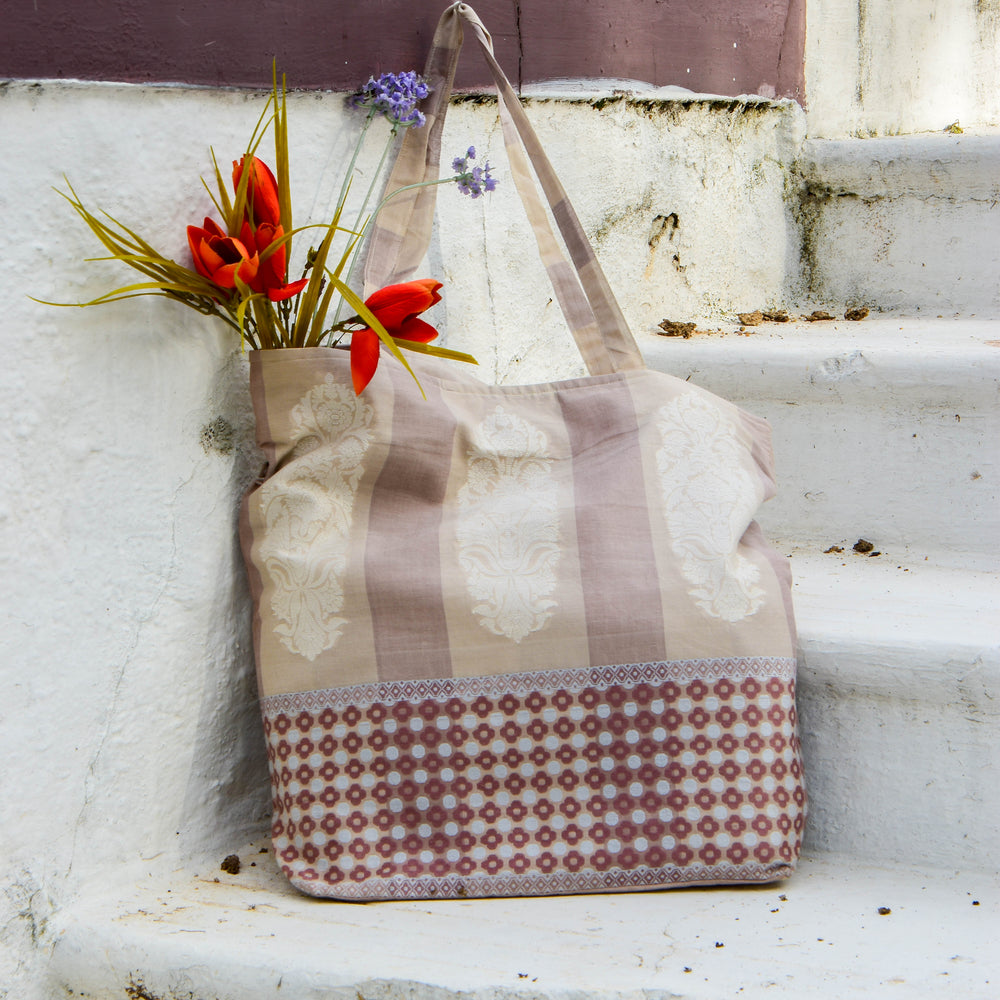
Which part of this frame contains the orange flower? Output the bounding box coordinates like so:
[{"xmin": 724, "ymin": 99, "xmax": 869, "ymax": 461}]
[
  {"xmin": 239, "ymin": 221, "xmax": 309, "ymax": 302},
  {"xmin": 228, "ymin": 156, "xmax": 307, "ymax": 302},
  {"xmin": 232, "ymin": 155, "xmax": 281, "ymax": 229},
  {"xmin": 351, "ymin": 279, "xmax": 443, "ymax": 394},
  {"xmin": 186, "ymin": 217, "xmax": 258, "ymax": 290}
]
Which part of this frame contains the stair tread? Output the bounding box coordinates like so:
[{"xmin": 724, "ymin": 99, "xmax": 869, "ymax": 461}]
[
  {"xmin": 50, "ymin": 847, "xmax": 998, "ymax": 1000},
  {"xmin": 789, "ymin": 552, "xmax": 1000, "ymax": 659},
  {"xmin": 641, "ymin": 316, "xmax": 1000, "ymax": 393}
]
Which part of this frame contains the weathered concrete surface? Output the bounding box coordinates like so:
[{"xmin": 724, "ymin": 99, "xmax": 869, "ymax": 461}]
[
  {"xmin": 438, "ymin": 88, "xmax": 806, "ymax": 384},
  {"xmin": 792, "ymin": 133, "xmax": 1000, "ymax": 316},
  {"xmin": 643, "ymin": 318, "xmax": 1000, "ymax": 566},
  {"xmin": 2, "ymin": 76, "xmax": 998, "ymax": 1000},
  {"xmin": 48, "ymin": 848, "xmax": 999, "ymax": 1000},
  {"xmin": 792, "ymin": 557, "xmax": 1000, "ymax": 867},
  {"xmin": 805, "ymin": 0, "xmax": 1000, "ymax": 137}
]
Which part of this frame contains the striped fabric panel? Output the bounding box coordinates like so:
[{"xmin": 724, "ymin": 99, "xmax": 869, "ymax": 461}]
[
  {"xmin": 557, "ymin": 379, "xmax": 667, "ymax": 667},
  {"xmin": 362, "ymin": 2, "xmax": 644, "ymax": 378},
  {"xmin": 364, "ymin": 361, "xmax": 457, "ymax": 682}
]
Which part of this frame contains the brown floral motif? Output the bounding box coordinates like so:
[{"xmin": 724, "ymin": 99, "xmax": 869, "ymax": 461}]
[{"xmin": 263, "ymin": 658, "xmax": 805, "ymax": 899}]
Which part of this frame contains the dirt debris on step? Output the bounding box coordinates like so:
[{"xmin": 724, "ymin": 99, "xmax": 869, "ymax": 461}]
[
  {"xmin": 657, "ymin": 319, "xmax": 697, "ymax": 338},
  {"xmin": 844, "ymin": 306, "xmax": 870, "ymax": 321},
  {"xmin": 220, "ymin": 853, "xmax": 241, "ymax": 875},
  {"xmin": 737, "ymin": 309, "xmax": 790, "ymax": 326},
  {"xmin": 853, "ymin": 539, "xmax": 883, "ymax": 557}
]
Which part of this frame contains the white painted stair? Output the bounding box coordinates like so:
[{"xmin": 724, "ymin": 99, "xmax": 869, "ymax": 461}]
[
  {"xmin": 43, "ymin": 138, "xmax": 1000, "ymax": 997},
  {"xmin": 45, "ymin": 323, "xmax": 1000, "ymax": 998},
  {"xmin": 50, "ymin": 849, "xmax": 996, "ymax": 1000}
]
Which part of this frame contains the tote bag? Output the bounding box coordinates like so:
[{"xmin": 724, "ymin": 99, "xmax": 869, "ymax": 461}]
[{"xmin": 241, "ymin": 1, "xmax": 805, "ymax": 901}]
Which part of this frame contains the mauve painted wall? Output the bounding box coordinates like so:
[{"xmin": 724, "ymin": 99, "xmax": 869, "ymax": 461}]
[{"xmin": 1, "ymin": 0, "xmax": 804, "ymax": 101}]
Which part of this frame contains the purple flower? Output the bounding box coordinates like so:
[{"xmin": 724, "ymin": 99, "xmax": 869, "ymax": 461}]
[
  {"xmin": 452, "ymin": 146, "xmax": 498, "ymax": 198},
  {"xmin": 452, "ymin": 146, "xmax": 477, "ymax": 172},
  {"xmin": 351, "ymin": 71, "xmax": 430, "ymax": 128}
]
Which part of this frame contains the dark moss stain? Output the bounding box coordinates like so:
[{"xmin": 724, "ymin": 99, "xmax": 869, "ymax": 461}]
[
  {"xmin": 856, "ymin": 0, "xmax": 869, "ymax": 106},
  {"xmin": 589, "ymin": 94, "xmax": 627, "ymax": 112},
  {"xmin": 788, "ymin": 168, "xmax": 874, "ymax": 298},
  {"xmin": 200, "ymin": 416, "xmax": 234, "ymax": 455},
  {"xmin": 450, "ymin": 93, "xmax": 498, "ymax": 106},
  {"xmin": 124, "ymin": 975, "xmax": 200, "ymax": 1000},
  {"xmin": 789, "ymin": 181, "xmax": 828, "ymax": 297},
  {"xmin": 590, "ymin": 185, "xmax": 655, "ymax": 247},
  {"xmin": 648, "ymin": 213, "xmax": 679, "ymax": 249},
  {"xmin": 450, "ymin": 93, "xmax": 783, "ymax": 120}
]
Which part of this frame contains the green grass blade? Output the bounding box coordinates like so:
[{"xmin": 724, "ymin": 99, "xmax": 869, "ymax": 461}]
[{"xmin": 395, "ymin": 340, "xmax": 478, "ymax": 366}]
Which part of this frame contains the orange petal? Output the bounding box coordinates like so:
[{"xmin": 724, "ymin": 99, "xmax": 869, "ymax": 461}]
[
  {"xmin": 202, "ymin": 217, "xmax": 227, "ymax": 238},
  {"xmin": 365, "ymin": 279, "xmax": 442, "ymax": 332},
  {"xmin": 234, "ymin": 156, "xmax": 282, "ymax": 228},
  {"xmin": 187, "ymin": 226, "xmax": 213, "ymax": 278},
  {"xmin": 267, "ymin": 277, "xmax": 309, "ymax": 302},
  {"xmin": 350, "ymin": 327, "xmax": 381, "ymax": 395},
  {"xmin": 197, "ymin": 236, "xmax": 229, "ymax": 275},
  {"xmin": 396, "ymin": 316, "xmax": 439, "ymax": 344}
]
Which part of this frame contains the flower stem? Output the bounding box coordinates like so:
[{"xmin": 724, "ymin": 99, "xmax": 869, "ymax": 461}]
[{"xmin": 331, "ymin": 127, "xmax": 399, "ymax": 327}]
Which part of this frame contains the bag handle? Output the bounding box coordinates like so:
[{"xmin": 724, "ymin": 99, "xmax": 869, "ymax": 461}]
[{"xmin": 362, "ymin": 1, "xmax": 645, "ymax": 377}]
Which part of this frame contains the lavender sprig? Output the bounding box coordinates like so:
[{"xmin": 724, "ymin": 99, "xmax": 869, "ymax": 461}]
[
  {"xmin": 351, "ymin": 71, "xmax": 430, "ymax": 129},
  {"xmin": 451, "ymin": 146, "xmax": 498, "ymax": 198}
]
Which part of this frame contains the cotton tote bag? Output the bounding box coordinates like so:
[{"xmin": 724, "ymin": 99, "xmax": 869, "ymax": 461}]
[{"xmin": 240, "ymin": 2, "xmax": 805, "ymax": 901}]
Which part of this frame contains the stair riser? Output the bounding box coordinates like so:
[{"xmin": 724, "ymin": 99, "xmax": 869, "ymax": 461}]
[
  {"xmin": 794, "ymin": 135, "xmax": 1000, "ymax": 317},
  {"xmin": 797, "ymin": 643, "xmax": 1000, "ymax": 868},
  {"xmin": 800, "ymin": 196, "xmax": 1000, "ymax": 317}
]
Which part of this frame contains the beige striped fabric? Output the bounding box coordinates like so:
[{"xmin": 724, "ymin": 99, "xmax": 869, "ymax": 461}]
[{"xmin": 240, "ymin": 3, "xmax": 804, "ymax": 901}]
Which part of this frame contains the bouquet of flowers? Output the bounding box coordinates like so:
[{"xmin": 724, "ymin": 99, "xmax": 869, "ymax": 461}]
[{"xmin": 54, "ymin": 69, "xmax": 496, "ymax": 394}]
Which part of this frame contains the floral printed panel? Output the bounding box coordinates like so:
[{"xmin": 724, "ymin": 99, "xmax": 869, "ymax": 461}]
[
  {"xmin": 256, "ymin": 375, "xmax": 374, "ymax": 661},
  {"xmin": 455, "ymin": 406, "xmax": 561, "ymax": 642},
  {"xmin": 262, "ymin": 658, "xmax": 805, "ymax": 900},
  {"xmin": 656, "ymin": 393, "xmax": 767, "ymax": 622}
]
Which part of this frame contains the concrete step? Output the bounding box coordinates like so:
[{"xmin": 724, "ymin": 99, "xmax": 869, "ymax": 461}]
[
  {"xmin": 48, "ymin": 846, "xmax": 998, "ymax": 1000},
  {"xmin": 793, "ymin": 131, "xmax": 1000, "ymax": 317},
  {"xmin": 790, "ymin": 553, "xmax": 1000, "ymax": 868},
  {"xmin": 35, "ymin": 351, "xmax": 1000, "ymax": 999},
  {"xmin": 641, "ymin": 316, "xmax": 1000, "ymax": 569}
]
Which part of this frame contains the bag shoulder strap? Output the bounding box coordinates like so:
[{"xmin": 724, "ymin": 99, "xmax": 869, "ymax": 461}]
[{"xmin": 362, "ymin": 1, "xmax": 645, "ymax": 377}]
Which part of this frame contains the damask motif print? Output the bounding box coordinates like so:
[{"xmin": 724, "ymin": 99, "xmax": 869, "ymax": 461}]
[
  {"xmin": 655, "ymin": 392, "xmax": 766, "ymax": 622},
  {"xmin": 455, "ymin": 406, "xmax": 561, "ymax": 642},
  {"xmin": 257, "ymin": 375, "xmax": 373, "ymax": 660}
]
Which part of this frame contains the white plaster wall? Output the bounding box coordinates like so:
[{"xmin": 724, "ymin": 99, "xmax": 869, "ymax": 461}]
[
  {"xmin": 806, "ymin": 0, "xmax": 1000, "ymax": 137},
  {"xmin": 0, "ymin": 80, "xmax": 804, "ymax": 998},
  {"xmin": 437, "ymin": 91, "xmax": 806, "ymax": 383}
]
